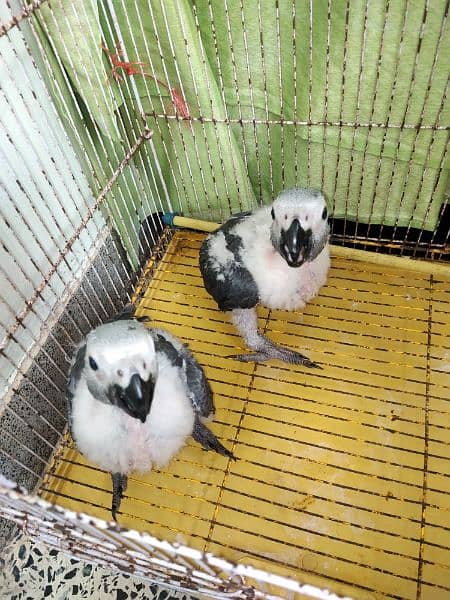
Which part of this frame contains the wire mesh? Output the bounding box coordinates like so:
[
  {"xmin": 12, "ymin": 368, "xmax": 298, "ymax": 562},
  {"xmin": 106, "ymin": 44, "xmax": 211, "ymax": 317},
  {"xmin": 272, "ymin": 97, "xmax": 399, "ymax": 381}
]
[
  {"xmin": 31, "ymin": 231, "xmax": 450, "ymax": 598},
  {"xmin": 0, "ymin": 0, "xmax": 449, "ymax": 598},
  {"xmin": 5, "ymin": 0, "xmax": 446, "ymax": 251}
]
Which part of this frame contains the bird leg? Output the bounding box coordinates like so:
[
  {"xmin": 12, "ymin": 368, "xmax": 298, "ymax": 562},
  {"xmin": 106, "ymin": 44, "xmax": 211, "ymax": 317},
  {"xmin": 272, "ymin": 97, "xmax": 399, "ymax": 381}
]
[
  {"xmin": 111, "ymin": 472, "xmax": 128, "ymax": 521},
  {"xmin": 192, "ymin": 417, "xmax": 235, "ymax": 460},
  {"xmin": 230, "ymin": 308, "xmax": 320, "ymax": 368}
]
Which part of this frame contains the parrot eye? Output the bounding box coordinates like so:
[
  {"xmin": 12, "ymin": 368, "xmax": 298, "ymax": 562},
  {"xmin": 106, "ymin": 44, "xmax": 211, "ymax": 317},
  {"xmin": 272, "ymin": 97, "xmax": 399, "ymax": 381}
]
[
  {"xmin": 117, "ymin": 369, "xmax": 124, "ymax": 377},
  {"xmin": 88, "ymin": 356, "xmax": 98, "ymax": 371},
  {"xmin": 322, "ymin": 206, "xmax": 328, "ymax": 220},
  {"xmin": 271, "ymin": 207, "xmax": 275, "ymax": 220},
  {"xmin": 143, "ymin": 362, "xmax": 147, "ymax": 370}
]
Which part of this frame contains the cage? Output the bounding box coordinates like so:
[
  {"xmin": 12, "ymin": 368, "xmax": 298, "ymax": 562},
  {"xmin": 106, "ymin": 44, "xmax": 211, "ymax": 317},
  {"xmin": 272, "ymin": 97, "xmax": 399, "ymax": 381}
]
[{"xmin": 0, "ymin": 0, "xmax": 449, "ymax": 598}]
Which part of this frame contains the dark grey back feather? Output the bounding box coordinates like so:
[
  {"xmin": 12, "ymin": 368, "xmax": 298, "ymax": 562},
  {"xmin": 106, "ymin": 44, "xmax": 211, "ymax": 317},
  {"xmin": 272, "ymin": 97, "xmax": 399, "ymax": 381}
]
[
  {"xmin": 182, "ymin": 352, "xmax": 214, "ymax": 418},
  {"xmin": 152, "ymin": 329, "xmax": 214, "ymax": 418},
  {"xmin": 153, "ymin": 333, "xmax": 183, "ymax": 368},
  {"xmin": 199, "ymin": 215, "xmax": 259, "ymax": 312}
]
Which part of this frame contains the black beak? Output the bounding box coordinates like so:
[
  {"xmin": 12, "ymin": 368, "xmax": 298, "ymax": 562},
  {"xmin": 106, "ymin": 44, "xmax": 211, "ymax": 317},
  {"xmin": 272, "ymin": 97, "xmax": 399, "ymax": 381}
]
[
  {"xmin": 116, "ymin": 373, "xmax": 155, "ymax": 423},
  {"xmin": 280, "ymin": 219, "xmax": 312, "ymax": 267}
]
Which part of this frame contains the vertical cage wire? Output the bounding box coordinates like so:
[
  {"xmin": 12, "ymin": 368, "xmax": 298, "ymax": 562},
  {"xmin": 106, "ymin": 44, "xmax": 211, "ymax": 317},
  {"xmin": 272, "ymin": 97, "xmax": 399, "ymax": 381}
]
[
  {"xmin": 34, "ymin": 0, "xmax": 158, "ymax": 259},
  {"xmin": 0, "ymin": 480, "xmax": 356, "ymax": 600},
  {"xmin": 0, "ymin": 1, "xmax": 449, "ymax": 598},
  {"xmin": 0, "ymin": 0, "xmax": 176, "ymax": 503}
]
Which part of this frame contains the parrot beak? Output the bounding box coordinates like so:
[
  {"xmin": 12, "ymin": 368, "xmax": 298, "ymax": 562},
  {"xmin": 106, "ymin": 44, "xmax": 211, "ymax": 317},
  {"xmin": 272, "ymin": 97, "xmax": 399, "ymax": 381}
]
[
  {"xmin": 280, "ymin": 219, "xmax": 312, "ymax": 267},
  {"xmin": 118, "ymin": 373, "xmax": 155, "ymax": 423}
]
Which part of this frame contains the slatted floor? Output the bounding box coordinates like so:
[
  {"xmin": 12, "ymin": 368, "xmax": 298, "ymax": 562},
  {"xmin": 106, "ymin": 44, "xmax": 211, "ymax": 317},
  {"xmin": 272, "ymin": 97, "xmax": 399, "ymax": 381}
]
[{"xmin": 41, "ymin": 231, "xmax": 450, "ymax": 599}]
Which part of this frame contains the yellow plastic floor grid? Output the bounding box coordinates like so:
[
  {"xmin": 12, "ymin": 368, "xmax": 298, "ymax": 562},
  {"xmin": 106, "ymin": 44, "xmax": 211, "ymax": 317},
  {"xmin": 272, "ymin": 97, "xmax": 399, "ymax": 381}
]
[{"xmin": 41, "ymin": 231, "xmax": 450, "ymax": 599}]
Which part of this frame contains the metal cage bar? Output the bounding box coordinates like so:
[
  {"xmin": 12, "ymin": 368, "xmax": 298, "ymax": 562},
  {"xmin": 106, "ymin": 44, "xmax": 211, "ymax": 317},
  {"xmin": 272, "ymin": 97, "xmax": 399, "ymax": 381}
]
[{"xmin": 0, "ymin": 1, "xmax": 449, "ymax": 599}]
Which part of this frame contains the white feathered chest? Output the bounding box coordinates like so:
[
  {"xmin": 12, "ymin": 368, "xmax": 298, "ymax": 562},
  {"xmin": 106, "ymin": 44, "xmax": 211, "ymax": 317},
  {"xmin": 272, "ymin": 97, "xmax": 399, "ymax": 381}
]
[
  {"xmin": 234, "ymin": 212, "xmax": 330, "ymax": 311},
  {"xmin": 71, "ymin": 357, "xmax": 195, "ymax": 475}
]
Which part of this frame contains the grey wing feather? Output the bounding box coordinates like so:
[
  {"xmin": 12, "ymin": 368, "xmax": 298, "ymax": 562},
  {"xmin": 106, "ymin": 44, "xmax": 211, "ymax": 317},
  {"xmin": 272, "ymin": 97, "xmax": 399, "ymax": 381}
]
[
  {"xmin": 150, "ymin": 328, "xmax": 213, "ymax": 418},
  {"xmin": 68, "ymin": 344, "xmax": 86, "ymax": 397},
  {"xmin": 67, "ymin": 343, "xmax": 86, "ymax": 424},
  {"xmin": 182, "ymin": 352, "xmax": 214, "ymax": 418},
  {"xmin": 151, "ymin": 331, "xmax": 183, "ymax": 368},
  {"xmin": 199, "ymin": 216, "xmax": 259, "ymax": 312}
]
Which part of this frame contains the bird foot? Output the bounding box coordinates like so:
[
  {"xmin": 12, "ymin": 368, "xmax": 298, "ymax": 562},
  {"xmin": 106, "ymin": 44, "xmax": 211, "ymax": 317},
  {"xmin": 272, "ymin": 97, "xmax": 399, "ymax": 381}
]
[
  {"xmin": 111, "ymin": 473, "xmax": 128, "ymax": 521},
  {"xmin": 231, "ymin": 348, "xmax": 321, "ymax": 368},
  {"xmin": 230, "ymin": 352, "xmax": 272, "ymax": 363}
]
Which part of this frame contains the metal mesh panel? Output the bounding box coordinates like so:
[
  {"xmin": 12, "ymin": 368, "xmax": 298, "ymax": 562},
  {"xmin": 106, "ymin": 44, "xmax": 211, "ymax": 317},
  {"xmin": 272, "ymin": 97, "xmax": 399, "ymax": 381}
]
[
  {"xmin": 0, "ymin": 1, "xmax": 449, "ymax": 598},
  {"xmin": 2, "ymin": 481, "xmax": 338, "ymax": 600}
]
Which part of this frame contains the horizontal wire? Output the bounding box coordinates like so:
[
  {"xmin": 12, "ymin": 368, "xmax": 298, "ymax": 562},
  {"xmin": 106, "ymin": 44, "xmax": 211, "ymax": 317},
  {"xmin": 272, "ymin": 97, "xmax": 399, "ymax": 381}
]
[
  {"xmin": 47, "ymin": 456, "xmax": 430, "ymax": 543},
  {"xmin": 148, "ymin": 262, "xmax": 430, "ymax": 320},
  {"xmin": 227, "ymin": 422, "xmax": 426, "ymax": 474},
  {"xmin": 174, "ymin": 232, "xmax": 445, "ymax": 261},
  {"xmin": 52, "ymin": 437, "xmax": 436, "ymax": 525},
  {"xmin": 331, "ymin": 233, "xmax": 449, "ymax": 252},
  {"xmin": 146, "ymin": 286, "xmax": 430, "ymax": 349},
  {"xmin": 146, "ymin": 282, "xmax": 430, "ymax": 326},
  {"xmin": 39, "ymin": 486, "xmax": 201, "ymax": 541},
  {"xmin": 45, "ymin": 470, "xmax": 213, "ymax": 514},
  {"xmin": 39, "ymin": 449, "xmax": 450, "ymax": 540},
  {"xmin": 50, "ymin": 439, "xmax": 425, "ymax": 505},
  {"xmin": 224, "ymin": 385, "xmax": 450, "ymax": 441},
  {"xmin": 144, "ymin": 111, "xmax": 450, "ymax": 131},
  {"xmin": 143, "ymin": 301, "xmax": 433, "ymax": 365},
  {"xmin": 213, "ymin": 388, "xmax": 420, "ymax": 440},
  {"xmin": 151, "ymin": 265, "xmax": 434, "ymax": 314},
  {"xmin": 54, "ymin": 448, "xmax": 421, "ymax": 518},
  {"xmin": 155, "ymin": 254, "xmax": 434, "ymax": 300},
  {"xmin": 233, "ymin": 431, "xmax": 450, "ymax": 499},
  {"xmin": 44, "ymin": 472, "xmax": 425, "ymax": 566},
  {"xmin": 194, "ymin": 345, "xmax": 428, "ymax": 394},
  {"xmin": 1, "ymin": 127, "xmax": 153, "ymax": 353},
  {"xmin": 232, "ymin": 409, "xmax": 449, "ymax": 465},
  {"xmin": 50, "ymin": 448, "xmax": 446, "ymax": 536}
]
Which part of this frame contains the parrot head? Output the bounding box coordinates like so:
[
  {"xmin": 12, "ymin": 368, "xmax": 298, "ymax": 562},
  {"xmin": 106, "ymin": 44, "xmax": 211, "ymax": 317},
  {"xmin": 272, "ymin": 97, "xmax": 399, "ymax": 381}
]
[
  {"xmin": 270, "ymin": 187, "xmax": 329, "ymax": 268},
  {"xmin": 83, "ymin": 320, "xmax": 157, "ymax": 423}
]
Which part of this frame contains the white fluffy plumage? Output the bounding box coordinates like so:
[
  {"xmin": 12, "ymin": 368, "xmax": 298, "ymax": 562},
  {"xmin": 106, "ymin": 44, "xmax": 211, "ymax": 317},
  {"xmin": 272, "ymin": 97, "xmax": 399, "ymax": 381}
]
[
  {"xmin": 70, "ymin": 329, "xmax": 194, "ymax": 475},
  {"xmin": 233, "ymin": 200, "xmax": 330, "ymax": 311},
  {"xmin": 199, "ymin": 187, "xmax": 330, "ymax": 366},
  {"xmin": 68, "ymin": 316, "xmax": 233, "ymax": 519}
]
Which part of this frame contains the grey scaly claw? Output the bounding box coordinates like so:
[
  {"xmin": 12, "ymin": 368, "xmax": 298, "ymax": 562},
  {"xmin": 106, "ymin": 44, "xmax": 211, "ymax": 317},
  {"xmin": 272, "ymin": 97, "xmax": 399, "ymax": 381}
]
[
  {"xmin": 111, "ymin": 473, "xmax": 128, "ymax": 521},
  {"xmin": 230, "ymin": 352, "xmax": 272, "ymax": 363},
  {"xmin": 229, "ymin": 342, "xmax": 321, "ymax": 368}
]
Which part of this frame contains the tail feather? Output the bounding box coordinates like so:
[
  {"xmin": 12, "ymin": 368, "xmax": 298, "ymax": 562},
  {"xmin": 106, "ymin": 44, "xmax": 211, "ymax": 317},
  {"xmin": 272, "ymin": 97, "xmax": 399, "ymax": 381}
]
[{"xmin": 192, "ymin": 417, "xmax": 235, "ymax": 460}]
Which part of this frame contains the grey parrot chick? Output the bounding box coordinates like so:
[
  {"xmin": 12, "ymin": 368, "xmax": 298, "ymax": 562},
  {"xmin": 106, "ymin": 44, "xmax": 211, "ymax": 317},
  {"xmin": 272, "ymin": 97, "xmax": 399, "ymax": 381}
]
[
  {"xmin": 199, "ymin": 187, "xmax": 330, "ymax": 366},
  {"xmin": 68, "ymin": 316, "xmax": 234, "ymax": 520}
]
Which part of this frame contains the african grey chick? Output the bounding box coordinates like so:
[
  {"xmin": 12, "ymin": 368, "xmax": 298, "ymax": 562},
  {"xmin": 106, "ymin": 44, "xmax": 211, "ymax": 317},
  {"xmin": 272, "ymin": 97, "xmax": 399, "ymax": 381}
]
[
  {"xmin": 199, "ymin": 187, "xmax": 330, "ymax": 366},
  {"xmin": 68, "ymin": 316, "xmax": 233, "ymax": 520}
]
